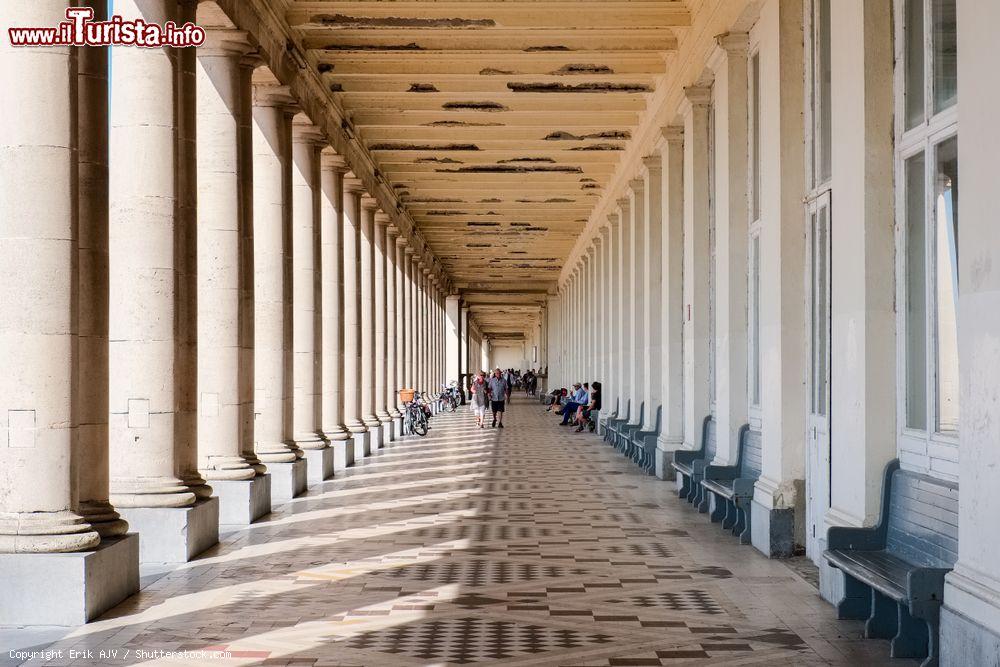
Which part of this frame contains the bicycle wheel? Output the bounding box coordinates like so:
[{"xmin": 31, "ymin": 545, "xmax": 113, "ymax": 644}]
[
  {"xmin": 414, "ymin": 411, "xmax": 428, "ymax": 436},
  {"xmin": 448, "ymin": 397, "xmax": 457, "ymax": 412}
]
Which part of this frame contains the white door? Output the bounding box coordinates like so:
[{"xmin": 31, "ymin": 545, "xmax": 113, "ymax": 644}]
[{"xmin": 806, "ymin": 193, "xmax": 831, "ymax": 563}]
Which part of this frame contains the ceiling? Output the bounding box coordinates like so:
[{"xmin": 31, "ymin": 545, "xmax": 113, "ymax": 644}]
[{"xmin": 285, "ymin": 0, "xmax": 689, "ymax": 338}]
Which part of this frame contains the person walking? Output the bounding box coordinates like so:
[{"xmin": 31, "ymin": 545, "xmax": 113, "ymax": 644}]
[
  {"xmin": 470, "ymin": 371, "xmax": 488, "ymax": 428},
  {"xmin": 488, "ymin": 367, "xmax": 509, "ymax": 428}
]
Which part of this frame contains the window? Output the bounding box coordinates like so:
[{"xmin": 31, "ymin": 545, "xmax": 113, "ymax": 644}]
[
  {"xmin": 809, "ymin": 0, "xmax": 832, "ymax": 188},
  {"xmin": 748, "ymin": 50, "xmax": 762, "ymax": 411},
  {"xmin": 895, "ymin": 0, "xmax": 958, "ymax": 469}
]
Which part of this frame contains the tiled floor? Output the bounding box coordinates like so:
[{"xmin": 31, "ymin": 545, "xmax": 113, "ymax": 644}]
[{"xmin": 4, "ymin": 397, "xmax": 910, "ymax": 666}]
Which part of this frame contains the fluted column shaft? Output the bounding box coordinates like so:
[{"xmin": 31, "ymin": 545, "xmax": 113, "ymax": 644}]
[
  {"xmin": 403, "ymin": 248, "xmax": 415, "ymax": 390},
  {"xmin": 342, "ymin": 177, "xmax": 367, "ymax": 434},
  {"xmin": 360, "ymin": 197, "xmax": 380, "ymax": 429},
  {"xmin": 251, "ymin": 83, "xmax": 300, "ymax": 463},
  {"xmin": 195, "ymin": 30, "xmax": 257, "ymax": 480},
  {"xmin": 320, "ymin": 152, "xmax": 349, "ymax": 440},
  {"xmin": 289, "ymin": 117, "xmax": 326, "ymax": 449},
  {"xmin": 0, "ymin": 0, "xmax": 100, "ymax": 552},
  {"xmin": 109, "ymin": 0, "xmax": 205, "ymax": 508},
  {"xmin": 374, "ymin": 213, "xmax": 391, "ymax": 424},
  {"xmin": 386, "ymin": 228, "xmax": 402, "ymax": 418}
]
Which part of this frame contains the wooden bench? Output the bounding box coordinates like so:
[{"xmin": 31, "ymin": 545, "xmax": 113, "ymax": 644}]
[
  {"xmin": 670, "ymin": 415, "xmax": 715, "ymax": 512},
  {"xmin": 603, "ymin": 398, "xmax": 630, "ymax": 445},
  {"xmin": 629, "ymin": 405, "xmax": 662, "ymax": 474},
  {"xmin": 700, "ymin": 425, "xmax": 758, "ymax": 544},
  {"xmin": 824, "ymin": 459, "xmax": 958, "ymax": 667},
  {"xmin": 597, "ymin": 398, "xmax": 617, "ymax": 436},
  {"xmin": 615, "ymin": 401, "xmax": 644, "ymax": 454}
]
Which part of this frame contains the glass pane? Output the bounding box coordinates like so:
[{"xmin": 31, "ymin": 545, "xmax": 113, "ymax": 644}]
[
  {"xmin": 810, "ymin": 211, "xmax": 819, "ymax": 415},
  {"xmin": 935, "ymin": 136, "xmax": 959, "ymax": 433},
  {"xmin": 817, "ymin": 205, "xmax": 829, "ymax": 416},
  {"xmin": 905, "ymin": 152, "xmax": 927, "ymax": 431},
  {"xmin": 904, "ymin": 0, "xmax": 925, "ymax": 129},
  {"xmin": 751, "ymin": 52, "xmax": 761, "ymax": 221},
  {"xmin": 932, "ymin": 0, "xmax": 957, "ymax": 113},
  {"xmin": 817, "ymin": 0, "xmax": 832, "ymax": 184},
  {"xmin": 751, "ymin": 235, "xmax": 761, "ymax": 406}
]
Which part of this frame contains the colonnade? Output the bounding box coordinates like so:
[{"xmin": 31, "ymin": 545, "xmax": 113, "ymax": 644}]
[{"xmin": 0, "ymin": 0, "xmax": 448, "ymax": 623}]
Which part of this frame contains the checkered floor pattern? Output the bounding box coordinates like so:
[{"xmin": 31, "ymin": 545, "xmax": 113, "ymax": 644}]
[{"xmin": 10, "ymin": 396, "xmax": 911, "ymax": 667}]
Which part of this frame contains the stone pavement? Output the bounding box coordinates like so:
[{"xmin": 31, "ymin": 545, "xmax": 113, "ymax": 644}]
[{"xmin": 2, "ymin": 396, "xmax": 910, "ymax": 666}]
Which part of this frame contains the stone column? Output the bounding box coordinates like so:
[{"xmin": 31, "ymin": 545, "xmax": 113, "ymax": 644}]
[
  {"xmin": 752, "ymin": 2, "xmax": 807, "ymax": 557},
  {"xmin": 360, "ymin": 196, "xmax": 381, "ymax": 449},
  {"xmin": 108, "ymin": 0, "xmax": 216, "ymax": 564},
  {"xmin": 711, "ymin": 32, "xmax": 750, "ymax": 467},
  {"xmin": 616, "ymin": 198, "xmax": 633, "ymax": 412},
  {"xmin": 942, "ymin": 0, "xmax": 1000, "ymax": 657},
  {"xmin": 642, "ymin": 156, "xmax": 663, "ymax": 431},
  {"xmin": 605, "ymin": 213, "xmax": 620, "ymax": 416},
  {"xmin": 629, "ymin": 182, "xmax": 646, "ymax": 422},
  {"xmin": 290, "ymin": 116, "xmax": 331, "ymax": 483},
  {"xmin": 251, "ymin": 78, "xmax": 305, "ymax": 503},
  {"xmin": 395, "ymin": 237, "xmax": 408, "ymax": 416},
  {"xmin": 385, "ymin": 225, "xmax": 402, "ymax": 436},
  {"xmin": 656, "ymin": 127, "xmax": 686, "ymax": 479},
  {"xmin": 596, "ymin": 226, "xmax": 610, "ymax": 390},
  {"xmin": 77, "ymin": 1, "xmax": 128, "ymax": 541},
  {"xmin": 195, "ymin": 28, "xmax": 269, "ymax": 524},
  {"xmin": 681, "ymin": 86, "xmax": 713, "ymax": 453},
  {"xmin": 403, "ymin": 247, "xmax": 415, "ymax": 392},
  {"xmin": 0, "ymin": 0, "xmax": 100, "ymax": 555},
  {"xmin": 342, "ymin": 176, "xmax": 368, "ymax": 457},
  {"xmin": 374, "ymin": 211, "xmax": 392, "ymax": 443},
  {"xmin": 416, "ymin": 261, "xmax": 427, "ymax": 393},
  {"xmin": 319, "ymin": 150, "xmax": 353, "ymax": 470},
  {"xmin": 446, "ymin": 296, "xmax": 461, "ymax": 385}
]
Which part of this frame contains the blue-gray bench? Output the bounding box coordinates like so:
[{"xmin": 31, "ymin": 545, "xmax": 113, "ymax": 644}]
[
  {"xmin": 700, "ymin": 424, "xmax": 758, "ymax": 544},
  {"xmin": 603, "ymin": 399, "xmax": 630, "ymax": 445},
  {"xmin": 670, "ymin": 415, "xmax": 715, "ymax": 512},
  {"xmin": 615, "ymin": 401, "xmax": 644, "ymax": 453},
  {"xmin": 824, "ymin": 459, "xmax": 958, "ymax": 667},
  {"xmin": 597, "ymin": 398, "xmax": 616, "ymax": 435},
  {"xmin": 629, "ymin": 405, "xmax": 662, "ymax": 474}
]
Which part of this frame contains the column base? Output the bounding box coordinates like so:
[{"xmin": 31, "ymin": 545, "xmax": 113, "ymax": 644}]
[
  {"xmin": 380, "ymin": 420, "xmax": 394, "ymax": 444},
  {"xmin": 655, "ymin": 436, "xmax": 683, "ymax": 480},
  {"xmin": 117, "ymin": 498, "xmax": 219, "ymax": 564},
  {"xmin": 212, "ymin": 475, "xmax": 271, "ymax": 525},
  {"xmin": 332, "ymin": 439, "xmax": 355, "ymax": 471},
  {"xmin": 268, "ymin": 460, "xmax": 307, "ymax": 502},
  {"xmin": 303, "ymin": 447, "xmax": 335, "ymax": 485},
  {"xmin": 941, "ymin": 567, "xmax": 1000, "ymax": 666},
  {"xmin": 750, "ymin": 477, "xmax": 804, "ymax": 558},
  {"xmin": 351, "ymin": 431, "xmax": 370, "ymax": 460},
  {"xmin": 369, "ymin": 425, "xmax": 384, "ymax": 451},
  {"xmin": 393, "ymin": 416, "xmax": 403, "ymax": 439},
  {"xmin": 0, "ymin": 535, "xmax": 138, "ymax": 626}
]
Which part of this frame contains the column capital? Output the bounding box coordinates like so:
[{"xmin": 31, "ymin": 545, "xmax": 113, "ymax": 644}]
[
  {"xmin": 396, "ymin": 235, "xmax": 409, "ymax": 248},
  {"xmin": 386, "ymin": 224, "xmax": 400, "ymax": 239},
  {"xmin": 374, "ymin": 210, "xmax": 392, "ymax": 226},
  {"xmin": 716, "ymin": 31, "xmax": 750, "ymax": 56},
  {"xmin": 360, "ymin": 193, "xmax": 379, "ymax": 211},
  {"xmin": 404, "ymin": 246, "xmax": 416, "ymax": 256},
  {"xmin": 343, "ymin": 173, "xmax": 366, "ymax": 193},
  {"xmin": 642, "ymin": 154, "xmax": 662, "ymax": 172},
  {"xmin": 615, "ymin": 197, "xmax": 630, "ymax": 209},
  {"xmin": 291, "ymin": 114, "xmax": 326, "ymax": 145},
  {"xmin": 199, "ymin": 28, "xmax": 253, "ymax": 58},
  {"xmin": 606, "ymin": 211, "xmax": 620, "ymax": 228},
  {"xmin": 320, "ymin": 148, "xmax": 348, "ymax": 172},
  {"xmin": 682, "ymin": 85, "xmax": 712, "ymax": 109},
  {"xmin": 252, "ymin": 82, "xmax": 298, "ymax": 110},
  {"xmin": 628, "ymin": 178, "xmax": 644, "ymax": 193},
  {"xmin": 661, "ymin": 125, "xmax": 684, "ymax": 146}
]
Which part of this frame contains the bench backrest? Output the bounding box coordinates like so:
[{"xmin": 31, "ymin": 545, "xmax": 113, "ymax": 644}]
[
  {"xmin": 650, "ymin": 405, "xmax": 662, "ymax": 433},
  {"xmin": 703, "ymin": 416, "xmax": 717, "ymax": 461},
  {"xmin": 884, "ymin": 468, "xmax": 959, "ymax": 569},
  {"xmin": 736, "ymin": 427, "xmax": 763, "ymax": 480},
  {"xmin": 632, "ymin": 401, "xmax": 644, "ymax": 425}
]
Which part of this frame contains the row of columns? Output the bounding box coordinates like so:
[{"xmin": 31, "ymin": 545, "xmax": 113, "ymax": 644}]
[
  {"xmin": 0, "ymin": 0, "xmax": 448, "ymax": 579},
  {"xmin": 547, "ymin": 24, "xmax": 804, "ymax": 560}
]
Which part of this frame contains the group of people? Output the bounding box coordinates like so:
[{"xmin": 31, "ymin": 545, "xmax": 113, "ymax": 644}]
[
  {"xmin": 468, "ymin": 368, "xmax": 513, "ymax": 429},
  {"xmin": 545, "ymin": 381, "xmax": 602, "ymax": 433}
]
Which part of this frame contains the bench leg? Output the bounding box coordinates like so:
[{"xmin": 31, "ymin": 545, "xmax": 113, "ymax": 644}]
[
  {"xmin": 678, "ymin": 473, "xmax": 691, "ymax": 499},
  {"xmin": 708, "ymin": 491, "xmax": 726, "ymax": 523},
  {"xmin": 694, "ymin": 477, "xmax": 710, "ymax": 513},
  {"xmin": 919, "ymin": 605, "xmax": 941, "ymax": 667},
  {"xmin": 836, "ymin": 575, "xmax": 872, "ymax": 620},
  {"xmin": 737, "ymin": 501, "xmax": 752, "ymax": 545},
  {"xmin": 865, "ymin": 589, "xmax": 899, "ymax": 639},
  {"xmin": 891, "ymin": 603, "xmax": 929, "ymax": 660},
  {"xmin": 719, "ymin": 497, "xmax": 735, "ymax": 528}
]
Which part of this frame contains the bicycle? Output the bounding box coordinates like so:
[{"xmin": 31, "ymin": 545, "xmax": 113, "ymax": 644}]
[
  {"xmin": 403, "ymin": 399, "xmax": 428, "ymax": 436},
  {"xmin": 440, "ymin": 384, "xmax": 459, "ymax": 412}
]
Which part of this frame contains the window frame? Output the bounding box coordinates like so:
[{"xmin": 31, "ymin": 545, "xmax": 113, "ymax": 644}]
[
  {"xmin": 893, "ymin": 0, "xmax": 959, "ymax": 470},
  {"xmin": 747, "ymin": 45, "xmax": 763, "ymax": 427}
]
